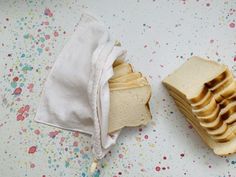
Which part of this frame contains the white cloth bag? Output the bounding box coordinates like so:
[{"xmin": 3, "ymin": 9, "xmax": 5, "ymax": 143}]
[{"xmin": 35, "ymin": 13, "xmax": 126, "ymax": 159}]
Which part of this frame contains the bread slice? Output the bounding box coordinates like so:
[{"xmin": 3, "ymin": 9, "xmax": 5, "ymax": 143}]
[
  {"xmin": 108, "ymin": 85, "xmax": 152, "ymax": 133},
  {"xmin": 170, "ymin": 88, "xmax": 236, "ymax": 126},
  {"xmin": 164, "ymin": 59, "xmax": 235, "ymax": 122},
  {"xmin": 163, "ymin": 57, "xmax": 236, "ymax": 155},
  {"xmin": 165, "ymin": 68, "xmax": 233, "ymax": 110},
  {"xmin": 220, "ymin": 94, "xmax": 236, "ymax": 108},
  {"xmin": 200, "ymin": 102, "xmax": 236, "ymax": 129},
  {"xmin": 212, "ymin": 122, "xmax": 236, "ymax": 142},
  {"xmin": 109, "ymin": 77, "xmax": 149, "ymax": 91},
  {"xmin": 169, "ymin": 80, "xmax": 236, "ymax": 121},
  {"xmin": 169, "ymin": 82, "xmax": 236, "ymax": 137},
  {"xmin": 175, "ymin": 100, "xmax": 236, "ymax": 155},
  {"xmin": 173, "ymin": 95, "xmax": 229, "ymax": 138},
  {"xmin": 168, "ymin": 90, "xmax": 220, "ymax": 122},
  {"xmin": 113, "ymin": 58, "xmax": 125, "ymax": 67},
  {"xmin": 214, "ymin": 79, "xmax": 236, "ymax": 103},
  {"xmin": 109, "ymin": 72, "xmax": 142, "ymax": 83},
  {"xmin": 191, "ymin": 91, "xmax": 213, "ymax": 109},
  {"xmin": 169, "ymin": 87, "xmax": 236, "ymax": 138},
  {"xmin": 163, "ymin": 57, "xmax": 227, "ymax": 101},
  {"xmin": 206, "ymin": 69, "xmax": 231, "ymax": 89},
  {"xmin": 174, "ymin": 99, "xmax": 234, "ymax": 142},
  {"xmin": 192, "ymin": 98, "xmax": 217, "ymax": 117},
  {"xmin": 108, "ymin": 60, "xmax": 152, "ymax": 133},
  {"xmin": 111, "ymin": 63, "xmax": 133, "ymax": 79}
]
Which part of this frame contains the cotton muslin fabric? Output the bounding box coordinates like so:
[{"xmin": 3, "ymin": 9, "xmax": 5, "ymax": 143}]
[{"xmin": 35, "ymin": 13, "xmax": 126, "ymax": 159}]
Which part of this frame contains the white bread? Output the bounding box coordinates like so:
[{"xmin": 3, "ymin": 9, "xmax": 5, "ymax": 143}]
[
  {"xmin": 175, "ymin": 100, "xmax": 236, "ymax": 155},
  {"xmin": 173, "ymin": 95, "xmax": 227, "ymax": 138},
  {"xmin": 212, "ymin": 122, "xmax": 236, "ymax": 142},
  {"xmin": 163, "ymin": 56, "xmax": 227, "ymax": 100},
  {"xmin": 108, "ymin": 61, "xmax": 152, "ymax": 133},
  {"xmin": 169, "ymin": 88, "xmax": 236, "ymax": 137},
  {"xmin": 108, "ymin": 85, "xmax": 152, "ymax": 133},
  {"xmin": 169, "ymin": 87, "xmax": 236, "ymax": 136},
  {"xmin": 109, "ymin": 72, "xmax": 142, "ymax": 83},
  {"xmin": 109, "ymin": 77, "xmax": 149, "ymax": 91},
  {"xmin": 169, "ymin": 89, "xmax": 236, "ymax": 126},
  {"xmin": 113, "ymin": 58, "xmax": 125, "ymax": 67},
  {"xmin": 111, "ymin": 63, "xmax": 133, "ymax": 79},
  {"xmin": 163, "ymin": 57, "xmax": 236, "ymax": 155},
  {"xmin": 174, "ymin": 99, "xmax": 234, "ymax": 142},
  {"xmin": 165, "ymin": 69, "xmax": 233, "ymax": 109}
]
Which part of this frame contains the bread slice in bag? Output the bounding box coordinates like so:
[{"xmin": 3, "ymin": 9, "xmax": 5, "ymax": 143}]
[{"xmin": 108, "ymin": 61, "xmax": 152, "ymax": 133}]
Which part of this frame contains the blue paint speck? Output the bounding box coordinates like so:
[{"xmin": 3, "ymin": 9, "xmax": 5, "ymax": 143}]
[
  {"xmin": 74, "ymin": 148, "xmax": 80, "ymax": 153},
  {"xmin": 37, "ymin": 47, "xmax": 43, "ymax": 54}
]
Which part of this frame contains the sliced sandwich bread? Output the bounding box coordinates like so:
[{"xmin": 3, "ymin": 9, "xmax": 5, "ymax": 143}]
[
  {"xmin": 108, "ymin": 59, "xmax": 152, "ymax": 133},
  {"xmin": 163, "ymin": 56, "xmax": 236, "ymax": 155}
]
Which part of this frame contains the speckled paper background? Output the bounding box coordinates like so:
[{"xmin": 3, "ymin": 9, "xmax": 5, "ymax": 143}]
[{"xmin": 0, "ymin": 0, "xmax": 236, "ymax": 177}]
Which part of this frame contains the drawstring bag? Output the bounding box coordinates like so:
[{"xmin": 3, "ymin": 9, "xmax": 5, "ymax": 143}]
[{"xmin": 34, "ymin": 13, "xmax": 127, "ymax": 163}]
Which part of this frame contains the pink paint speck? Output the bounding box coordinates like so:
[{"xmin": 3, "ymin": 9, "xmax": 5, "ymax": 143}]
[
  {"xmin": 49, "ymin": 130, "xmax": 59, "ymax": 138},
  {"xmin": 13, "ymin": 76, "xmax": 19, "ymax": 82},
  {"xmin": 119, "ymin": 154, "xmax": 123, "ymax": 158},
  {"xmin": 27, "ymin": 83, "xmax": 34, "ymax": 92},
  {"xmin": 229, "ymin": 22, "xmax": 235, "ymax": 28},
  {"xmin": 73, "ymin": 141, "xmax": 78, "ymax": 147},
  {"xmin": 25, "ymin": 105, "xmax": 30, "ymax": 112},
  {"xmin": 44, "ymin": 8, "xmax": 53, "ymax": 17},
  {"xmin": 60, "ymin": 137, "xmax": 65, "ymax": 145},
  {"xmin": 17, "ymin": 114, "xmax": 25, "ymax": 121},
  {"xmin": 54, "ymin": 31, "xmax": 59, "ymax": 37},
  {"xmin": 17, "ymin": 105, "xmax": 30, "ymax": 121},
  {"xmin": 234, "ymin": 56, "xmax": 236, "ymax": 62},
  {"xmin": 28, "ymin": 146, "xmax": 37, "ymax": 154},
  {"xmin": 30, "ymin": 163, "xmax": 35, "ymax": 168},
  {"xmin": 13, "ymin": 87, "xmax": 22, "ymax": 95},
  {"xmin": 18, "ymin": 105, "xmax": 30, "ymax": 113},
  {"xmin": 144, "ymin": 135, "xmax": 149, "ymax": 139},
  {"xmin": 34, "ymin": 129, "xmax": 40, "ymax": 135},
  {"xmin": 18, "ymin": 107, "xmax": 25, "ymax": 114},
  {"xmin": 155, "ymin": 166, "xmax": 161, "ymax": 172},
  {"xmin": 45, "ymin": 35, "xmax": 50, "ymax": 40}
]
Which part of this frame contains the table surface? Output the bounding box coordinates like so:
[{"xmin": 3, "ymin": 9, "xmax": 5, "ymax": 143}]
[{"xmin": 1, "ymin": 0, "xmax": 236, "ymax": 177}]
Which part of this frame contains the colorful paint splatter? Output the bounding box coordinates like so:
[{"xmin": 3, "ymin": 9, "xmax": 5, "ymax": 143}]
[{"xmin": 0, "ymin": 0, "xmax": 236, "ymax": 176}]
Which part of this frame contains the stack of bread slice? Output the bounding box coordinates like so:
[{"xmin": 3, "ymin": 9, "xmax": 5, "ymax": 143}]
[
  {"xmin": 108, "ymin": 59, "xmax": 152, "ymax": 133},
  {"xmin": 163, "ymin": 57, "xmax": 236, "ymax": 155}
]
